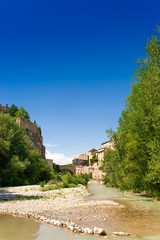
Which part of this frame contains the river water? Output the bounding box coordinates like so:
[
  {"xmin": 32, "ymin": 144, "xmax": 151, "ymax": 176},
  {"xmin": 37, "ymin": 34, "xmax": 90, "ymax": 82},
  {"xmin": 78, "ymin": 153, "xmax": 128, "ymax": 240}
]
[
  {"xmin": 87, "ymin": 183, "xmax": 160, "ymax": 240},
  {"xmin": 0, "ymin": 183, "xmax": 160, "ymax": 240}
]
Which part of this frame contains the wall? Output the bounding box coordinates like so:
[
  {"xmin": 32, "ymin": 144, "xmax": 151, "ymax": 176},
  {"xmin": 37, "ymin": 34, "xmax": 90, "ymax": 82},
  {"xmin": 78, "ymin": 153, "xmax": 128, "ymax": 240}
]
[
  {"xmin": 79, "ymin": 153, "xmax": 88, "ymax": 160},
  {"xmin": 75, "ymin": 166, "xmax": 104, "ymax": 180},
  {"xmin": 101, "ymin": 139, "xmax": 114, "ymax": 150},
  {"xmin": 16, "ymin": 117, "xmax": 37, "ymax": 134},
  {"xmin": 72, "ymin": 158, "xmax": 88, "ymax": 166},
  {"xmin": 46, "ymin": 159, "xmax": 53, "ymax": 169},
  {"xmin": 16, "ymin": 117, "xmax": 45, "ymax": 159}
]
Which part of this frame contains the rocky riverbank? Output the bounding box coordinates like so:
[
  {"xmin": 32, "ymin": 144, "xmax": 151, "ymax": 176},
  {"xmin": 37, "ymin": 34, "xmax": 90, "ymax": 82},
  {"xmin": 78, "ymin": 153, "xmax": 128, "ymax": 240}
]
[{"xmin": 0, "ymin": 184, "xmax": 135, "ymax": 237}]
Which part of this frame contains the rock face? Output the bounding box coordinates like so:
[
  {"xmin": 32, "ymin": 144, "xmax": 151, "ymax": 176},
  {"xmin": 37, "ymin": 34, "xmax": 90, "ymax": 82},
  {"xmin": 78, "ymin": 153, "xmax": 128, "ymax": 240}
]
[{"xmin": 16, "ymin": 117, "xmax": 45, "ymax": 159}]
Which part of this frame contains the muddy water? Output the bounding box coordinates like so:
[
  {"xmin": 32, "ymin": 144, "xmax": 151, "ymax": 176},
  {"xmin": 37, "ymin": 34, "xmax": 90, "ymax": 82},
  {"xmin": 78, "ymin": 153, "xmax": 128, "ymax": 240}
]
[{"xmin": 87, "ymin": 183, "xmax": 160, "ymax": 240}]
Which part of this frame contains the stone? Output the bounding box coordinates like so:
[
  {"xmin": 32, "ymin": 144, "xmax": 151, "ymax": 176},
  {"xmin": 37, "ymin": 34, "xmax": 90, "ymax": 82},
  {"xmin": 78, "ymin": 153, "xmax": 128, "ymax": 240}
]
[
  {"xmin": 83, "ymin": 228, "xmax": 94, "ymax": 235},
  {"xmin": 113, "ymin": 232, "xmax": 130, "ymax": 236},
  {"xmin": 94, "ymin": 227, "xmax": 107, "ymax": 236}
]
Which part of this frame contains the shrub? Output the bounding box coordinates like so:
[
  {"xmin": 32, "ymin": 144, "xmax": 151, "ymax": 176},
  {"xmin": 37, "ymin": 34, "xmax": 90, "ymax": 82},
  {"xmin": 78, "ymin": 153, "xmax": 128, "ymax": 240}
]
[{"xmin": 40, "ymin": 181, "xmax": 46, "ymax": 188}]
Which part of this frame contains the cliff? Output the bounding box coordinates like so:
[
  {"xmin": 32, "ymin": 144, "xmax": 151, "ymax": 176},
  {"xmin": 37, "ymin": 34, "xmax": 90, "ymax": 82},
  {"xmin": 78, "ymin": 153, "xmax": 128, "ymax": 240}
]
[{"xmin": 16, "ymin": 117, "xmax": 45, "ymax": 159}]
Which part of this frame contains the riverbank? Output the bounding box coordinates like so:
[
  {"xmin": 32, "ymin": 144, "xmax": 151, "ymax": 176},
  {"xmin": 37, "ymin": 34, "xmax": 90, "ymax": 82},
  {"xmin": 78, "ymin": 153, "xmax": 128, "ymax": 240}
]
[{"xmin": 0, "ymin": 183, "xmax": 131, "ymax": 237}]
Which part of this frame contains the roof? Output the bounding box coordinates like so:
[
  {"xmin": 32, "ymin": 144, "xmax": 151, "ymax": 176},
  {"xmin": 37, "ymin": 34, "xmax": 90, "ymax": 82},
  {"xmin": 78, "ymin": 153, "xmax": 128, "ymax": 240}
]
[
  {"xmin": 101, "ymin": 140, "xmax": 110, "ymax": 145},
  {"xmin": 98, "ymin": 148, "xmax": 105, "ymax": 152},
  {"xmin": 89, "ymin": 148, "xmax": 98, "ymax": 153}
]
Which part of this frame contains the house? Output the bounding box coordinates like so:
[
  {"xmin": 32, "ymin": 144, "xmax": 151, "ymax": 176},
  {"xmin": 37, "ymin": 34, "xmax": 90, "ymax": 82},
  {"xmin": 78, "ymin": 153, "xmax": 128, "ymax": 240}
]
[
  {"xmin": 101, "ymin": 139, "xmax": 114, "ymax": 150},
  {"xmin": 89, "ymin": 148, "xmax": 98, "ymax": 160},
  {"xmin": 88, "ymin": 148, "xmax": 98, "ymax": 166},
  {"xmin": 97, "ymin": 139, "xmax": 115, "ymax": 166},
  {"xmin": 0, "ymin": 104, "xmax": 10, "ymax": 113},
  {"xmin": 72, "ymin": 153, "xmax": 89, "ymax": 166}
]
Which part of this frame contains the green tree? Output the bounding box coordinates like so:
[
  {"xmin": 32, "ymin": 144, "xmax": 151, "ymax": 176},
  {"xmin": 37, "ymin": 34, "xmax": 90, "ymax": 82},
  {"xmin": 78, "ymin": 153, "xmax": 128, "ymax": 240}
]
[
  {"xmin": 0, "ymin": 112, "xmax": 49, "ymax": 186},
  {"xmin": 9, "ymin": 104, "xmax": 19, "ymax": 117},
  {"xmin": 102, "ymin": 27, "xmax": 160, "ymax": 198},
  {"xmin": 15, "ymin": 106, "xmax": 30, "ymax": 120}
]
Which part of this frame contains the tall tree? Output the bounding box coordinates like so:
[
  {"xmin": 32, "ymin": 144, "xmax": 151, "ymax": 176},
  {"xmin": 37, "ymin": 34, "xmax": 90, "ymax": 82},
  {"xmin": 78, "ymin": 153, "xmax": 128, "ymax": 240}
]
[
  {"xmin": 0, "ymin": 112, "xmax": 50, "ymax": 186},
  {"xmin": 9, "ymin": 104, "xmax": 19, "ymax": 117},
  {"xmin": 103, "ymin": 27, "xmax": 160, "ymax": 198},
  {"xmin": 15, "ymin": 106, "xmax": 30, "ymax": 120}
]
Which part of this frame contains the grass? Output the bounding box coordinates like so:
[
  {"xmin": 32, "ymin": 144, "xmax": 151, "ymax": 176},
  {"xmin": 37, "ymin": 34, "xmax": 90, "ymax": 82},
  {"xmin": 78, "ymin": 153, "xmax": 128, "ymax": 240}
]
[{"xmin": 39, "ymin": 172, "xmax": 92, "ymax": 192}]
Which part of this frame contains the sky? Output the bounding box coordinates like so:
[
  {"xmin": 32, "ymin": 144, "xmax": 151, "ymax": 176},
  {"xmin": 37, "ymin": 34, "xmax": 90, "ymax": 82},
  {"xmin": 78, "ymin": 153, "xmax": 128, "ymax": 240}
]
[{"xmin": 1, "ymin": 0, "xmax": 160, "ymax": 164}]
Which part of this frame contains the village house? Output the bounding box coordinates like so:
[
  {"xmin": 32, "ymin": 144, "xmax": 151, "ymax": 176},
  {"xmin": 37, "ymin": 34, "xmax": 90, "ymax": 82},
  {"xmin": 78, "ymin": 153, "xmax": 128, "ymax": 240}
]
[
  {"xmin": 97, "ymin": 139, "xmax": 114, "ymax": 166},
  {"xmin": 72, "ymin": 153, "xmax": 89, "ymax": 166},
  {"xmin": 0, "ymin": 104, "xmax": 10, "ymax": 113},
  {"xmin": 88, "ymin": 148, "xmax": 98, "ymax": 165}
]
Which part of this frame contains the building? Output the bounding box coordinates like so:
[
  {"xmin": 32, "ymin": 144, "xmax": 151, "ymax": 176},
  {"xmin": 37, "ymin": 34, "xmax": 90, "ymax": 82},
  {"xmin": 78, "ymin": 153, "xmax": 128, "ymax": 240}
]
[
  {"xmin": 0, "ymin": 104, "xmax": 10, "ymax": 113},
  {"xmin": 97, "ymin": 148, "xmax": 108, "ymax": 166},
  {"xmin": 97, "ymin": 139, "xmax": 115, "ymax": 166},
  {"xmin": 101, "ymin": 139, "xmax": 114, "ymax": 150},
  {"xmin": 89, "ymin": 148, "xmax": 97, "ymax": 160},
  {"xmin": 88, "ymin": 148, "xmax": 98, "ymax": 166},
  {"xmin": 72, "ymin": 153, "xmax": 89, "ymax": 166}
]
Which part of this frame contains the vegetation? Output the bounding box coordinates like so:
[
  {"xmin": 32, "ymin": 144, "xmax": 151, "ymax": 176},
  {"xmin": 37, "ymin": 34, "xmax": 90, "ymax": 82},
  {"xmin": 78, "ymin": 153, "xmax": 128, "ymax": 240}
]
[
  {"xmin": 9, "ymin": 104, "xmax": 19, "ymax": 117},
  {"xmin": 15, "ymin": 106, "xmax": 30, "ymax": 120},
  {"xmin": 102, "ymin": 27, "xmax": 160, "ymax": 199},
  {"xmin": 90, "ymin": 154, "xmax": 98, "ymax": 166},
  {"xmin": 0, "ymin": 112, "xmax": 51, "ymax": 186},
  {"xmin": 40, "ymin": 171, "xmax": 92, "ymax": 191}
]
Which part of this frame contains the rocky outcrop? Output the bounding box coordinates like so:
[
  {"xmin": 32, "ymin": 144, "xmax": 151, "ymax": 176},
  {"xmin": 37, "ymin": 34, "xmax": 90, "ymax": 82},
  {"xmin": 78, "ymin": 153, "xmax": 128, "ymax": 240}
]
[
  {"xmin": 16, "ymin": 117, "xmax": 45, "ymax": 159},
  {"xmin": 25, "ymin": 130, "xmax": 45, "ymax": 159}
]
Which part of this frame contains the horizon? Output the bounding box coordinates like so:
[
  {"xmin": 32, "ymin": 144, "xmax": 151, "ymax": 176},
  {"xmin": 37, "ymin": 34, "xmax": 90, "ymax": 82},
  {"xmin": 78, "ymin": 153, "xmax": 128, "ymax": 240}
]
[{"xmin": 1, "ymin": 0, "xmax": 160, "ymax": 164}]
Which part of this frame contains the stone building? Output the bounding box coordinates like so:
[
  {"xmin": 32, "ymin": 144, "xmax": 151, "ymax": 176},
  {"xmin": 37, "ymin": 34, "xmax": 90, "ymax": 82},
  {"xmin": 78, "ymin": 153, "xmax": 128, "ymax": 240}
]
[
  {"xmin": 88, "ymin": 148, "xmax": 98, "ymax": 165},
  {"xmin": 101, "ymin": 139, "xmax": 114, "ymax": 150},
  {"xmin": 0, "ymin": 104, "xmax": 10, "ymax": 113},
  {"xmin": 97, "ymin": 139, "xmax": 115, "ymax": 166},
  {"xmin": 72, "ymin": 153, "xmax": 89, "ymax": 166}
]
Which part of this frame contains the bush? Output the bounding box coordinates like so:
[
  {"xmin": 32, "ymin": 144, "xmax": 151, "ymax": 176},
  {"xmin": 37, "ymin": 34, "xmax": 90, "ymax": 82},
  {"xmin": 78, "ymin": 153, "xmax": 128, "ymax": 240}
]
[
  {"xmin": 0, "ymin": 113, "xmax": 51, "ymax": 187},
  {"xmin": 40, "ymin": 181, "xmax": 46, "ymax": 188},
  {"xmin": 60, "ymin": 172, "xmax": 92, "ymax": 186}
]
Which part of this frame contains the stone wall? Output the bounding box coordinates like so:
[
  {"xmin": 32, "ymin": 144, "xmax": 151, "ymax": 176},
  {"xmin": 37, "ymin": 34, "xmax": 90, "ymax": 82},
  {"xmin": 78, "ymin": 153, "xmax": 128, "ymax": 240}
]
[
  {"xmin": 16, "ymin": 117, "xmax": 37, "ymax": 134},
  {"xmin": 26, "ymin": 130, "xmax": 45, "ymax": 159},
  {"xmin": 16, "ymin": 117, "xmax": 45, "ymax": 159},
  {"xmin": 72, "ymin": 158, "xmax": 89, "ymax": 166},
  {"xmin": 75, "ymin": 166, "xmax": 104, "ymax": 180},
  {"xmin": 42, "ymin": 159, "xmax": 53, "ymax": 169}
]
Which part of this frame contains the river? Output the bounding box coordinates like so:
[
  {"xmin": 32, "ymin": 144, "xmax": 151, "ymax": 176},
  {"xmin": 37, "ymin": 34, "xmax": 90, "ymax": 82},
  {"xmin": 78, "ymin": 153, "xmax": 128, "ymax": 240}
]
[{"xmin": 0, "ymin": 183, "xmax": 160, "ymax": 240}]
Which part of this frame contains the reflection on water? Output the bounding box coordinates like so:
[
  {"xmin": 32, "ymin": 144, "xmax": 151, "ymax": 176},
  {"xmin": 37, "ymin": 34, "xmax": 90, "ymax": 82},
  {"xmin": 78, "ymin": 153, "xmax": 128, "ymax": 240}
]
[
  {"xmin": 0, "ymin": 215, "xmax": 40, "ymax": 240},
  {"xmin": 0, "ymin": 215, "xmax": 103, "ymax": 240},
  {"xmin": 87, "ymin": 183, "xmax": 160, "ymax": 239}
]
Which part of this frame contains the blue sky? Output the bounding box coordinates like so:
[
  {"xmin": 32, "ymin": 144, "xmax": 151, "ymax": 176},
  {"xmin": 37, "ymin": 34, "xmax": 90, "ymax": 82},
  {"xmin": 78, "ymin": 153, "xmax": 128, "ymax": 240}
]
[{"xmin": 1, "ymin": 0, "xmax": 160, "ymax": 164}]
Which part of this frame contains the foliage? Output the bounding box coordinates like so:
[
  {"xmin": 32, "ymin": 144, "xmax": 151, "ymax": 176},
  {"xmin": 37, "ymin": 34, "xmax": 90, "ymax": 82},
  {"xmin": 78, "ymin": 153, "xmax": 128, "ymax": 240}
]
[
  {"xmin": 102, "ymin": 28, "xmax": 160, "ymax": 198},
  {"xmin": 15, "ymin": 106, "xmax": 30, "ymax": 120},
  {"xmin": 60, "ymin": 172, "xmax": 91, "ymax": 186},
  {"xmin": 9, "ymin": 104, "xmax": 19, "ymax": 117},
  {"xmin": 90, "ymin": 154, "xmax": 98, "ymax": 166},
  {"xmin": 0, "ymin": 113, "xmax": 50, "ymax": 186},
  {"xmin": 37, "ymin": 126, "xmax": 42, "ymax": 137},
  {"xmin": 40, "ymin": 172, "xmax": 92, "ymax": 191},
  {"xmin": 40, "ymin": 181, "xmax": 46, "ymax": 188}
]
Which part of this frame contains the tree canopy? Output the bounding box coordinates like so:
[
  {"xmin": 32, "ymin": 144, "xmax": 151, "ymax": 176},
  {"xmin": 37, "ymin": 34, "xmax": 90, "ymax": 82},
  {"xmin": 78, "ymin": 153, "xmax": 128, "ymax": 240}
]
[
  {"xmin": 9, "ymin": 104, "xmax": 19, "ymax": 117},
  {"xmin": 0, "ymin": 113, "xmax": 50, "ymax": 186},
  {"xmin": 102, "ymin": 27, "xmax": 160, "ymax": 198},
  {"xmin": 15, "ymin": 106, "xmax": 30, "ymax": 120}
]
